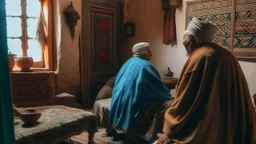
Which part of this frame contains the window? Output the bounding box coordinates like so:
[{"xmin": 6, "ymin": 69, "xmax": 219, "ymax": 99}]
[{"xmin": 6, "ymin": 0, "xmax": 53, "ymax": 70}]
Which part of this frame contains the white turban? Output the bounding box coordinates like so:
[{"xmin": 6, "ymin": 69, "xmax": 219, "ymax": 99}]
[
  {"xmin": 132, "ymin": 42, "xmax": 151, "ymax": 56},
  {"xmin": 186, "ymin": 17, "xmax": 218, "ymax": 43}
]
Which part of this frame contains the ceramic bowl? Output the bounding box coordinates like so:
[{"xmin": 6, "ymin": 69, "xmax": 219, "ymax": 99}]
[{"xmin": 20, "ymin": 112, "xmax": 41, "ymax": 125}]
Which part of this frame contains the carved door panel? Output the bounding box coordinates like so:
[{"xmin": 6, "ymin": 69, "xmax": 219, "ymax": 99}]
[{"xmin": 81, "ymin": 0, "xmax": 123, "ymax": 108}]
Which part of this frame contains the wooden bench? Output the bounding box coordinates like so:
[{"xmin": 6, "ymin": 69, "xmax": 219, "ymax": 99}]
[{"xmin": 14, "ymin": 105, "xmax": 97, "ymax": 144}]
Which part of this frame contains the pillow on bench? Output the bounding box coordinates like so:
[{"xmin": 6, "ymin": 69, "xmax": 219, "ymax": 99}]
[{"xmin": 95, "ymin": 76, "xmax": 116, "ymax": 101}]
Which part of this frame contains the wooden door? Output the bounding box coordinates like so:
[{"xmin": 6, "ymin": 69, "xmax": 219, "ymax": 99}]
[{"xmin": 81, "ymin": 0, "xmax": 123, "ymax": 108}]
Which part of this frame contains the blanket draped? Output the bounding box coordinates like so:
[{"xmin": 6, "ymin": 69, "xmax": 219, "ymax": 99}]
[
  {"xmin": 163, "ymin": 43, "xmax": 256, "ymax": 144},
  {"xmin": 110, "ymin": 57, "xmax": 171, "ymax": 132}
]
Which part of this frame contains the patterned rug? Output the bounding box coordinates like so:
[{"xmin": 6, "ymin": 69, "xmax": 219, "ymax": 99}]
[{"xmin": 70, "ymin": 132, "xmax": 115, "ymax": 144}]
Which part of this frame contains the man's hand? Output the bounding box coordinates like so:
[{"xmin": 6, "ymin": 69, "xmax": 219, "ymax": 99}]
[{"xmin": 156, "ymin": 133, "xmax": 171, "ymax": 144}]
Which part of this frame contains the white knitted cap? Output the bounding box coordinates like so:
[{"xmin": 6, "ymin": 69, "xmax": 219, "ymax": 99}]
[
  {"xmin": 132, "ymin": 42, "xmax": 151, "ymax": 56},
  {"xmin": 187, "ymin": 17, "xmax": 218, "ymax": 43}
]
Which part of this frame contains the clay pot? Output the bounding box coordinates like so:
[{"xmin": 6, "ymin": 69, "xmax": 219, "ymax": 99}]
[
  {"xmin": 20, "ymin": 111, "xmax": 41, "ymax": 125},
  {"xmin": 162, "ymin": 77, "xmax": 178, "ymax": 89},
  {"xmin": 164, "ymin": 67, "xmax": 174, "ymax": 77},
  {"xmin": 8, "ymin": 52, "xmax": 16, "ymax": 71},
  {"xmin": 170, "ymin": 0, "xmax": 182, "ymax": 8},
  {"xmin": 16, "ymin": 56, "xmax": 34, "ymax": 72}
]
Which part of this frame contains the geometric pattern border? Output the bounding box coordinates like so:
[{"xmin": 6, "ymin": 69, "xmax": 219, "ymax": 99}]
[
  {"xmin": 186, "ymin": 0, "xmax": 232, "ymax": 49},
  {"xmin": 233, "ymin": 52, "xmax": 256, "ymax": 57},
  {"xmin": 186, "ymin": 0, "xmax": 256, "ymax": 61}
]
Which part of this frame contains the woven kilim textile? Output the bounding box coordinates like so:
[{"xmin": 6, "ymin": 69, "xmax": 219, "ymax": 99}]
[
  {"xmin": 186, "ymin": 0, "xmax": 232, "ymax": 48},
  {"xmin": 186, "ymin": 0, "xmax": 256, "ymax": 60},
  {"xmin": 233, "ymin": 0, "xmax": 256, "ymax": 58},
  {"xmin": 235, "ymin": 0, "xmax": 256, "ymax": 48}
]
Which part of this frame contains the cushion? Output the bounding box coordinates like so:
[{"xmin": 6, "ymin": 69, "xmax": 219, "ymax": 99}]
[
  {"xmin": 55, "ymin": 93, "xmax": 82, "ymax": 108},
  {"xmin": 95, "ymin": 76, "xmax": 116, "ymax": 101}
]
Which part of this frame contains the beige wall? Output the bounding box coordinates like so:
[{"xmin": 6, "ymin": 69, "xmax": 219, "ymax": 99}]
[
  {"xmin": 124, "ymin": 0, "xmax": 256, "ymax": 100},
  {"xmin": 54, "ymin": 0, "xmax": 82, "ymax": 99},
  {"xmin": 54, "ymin": 0, "xmax": 256, "ymax": 102},
  {"xmin": 123, "ymin": 0, "xmax": 187, "ymax": 78}
]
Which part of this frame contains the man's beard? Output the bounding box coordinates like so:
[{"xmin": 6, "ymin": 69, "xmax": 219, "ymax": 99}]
[
  {"xmin": 186, "ymin": 47, "xmax": 192, "ymax": 57},
  {"xmin": 186, "ymin": 51, "xmax": 190, "ymax": 57}
]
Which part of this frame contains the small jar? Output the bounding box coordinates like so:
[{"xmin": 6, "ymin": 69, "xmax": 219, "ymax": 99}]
[
  {"xmin": 162, "ymin": 77, "xmax": 178, "ymax": 90},
  {"xmin": 8, "ymin": 52, "xmax": 16, "ymax": 71},
  {"xmin": 164, "ymin": 67, "xmax": 174, "ymax": 77}
]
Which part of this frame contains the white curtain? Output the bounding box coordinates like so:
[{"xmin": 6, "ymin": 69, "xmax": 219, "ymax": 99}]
[{"xmin": 36, "ymin": 0, "xmax": 48, "ymax": 49}]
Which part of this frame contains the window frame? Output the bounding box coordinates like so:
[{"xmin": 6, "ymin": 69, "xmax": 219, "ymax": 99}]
[
  {"xmin": 41, "ymin": 0, "xmax": 54, "ymax": 71},
  {"xmin": 6, "ymin": 0, "xmax": 54, "ymax": 71}
]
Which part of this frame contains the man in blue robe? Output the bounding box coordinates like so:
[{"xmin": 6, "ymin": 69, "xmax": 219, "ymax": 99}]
[{"xmin": 109, "ymin": 42, "xmax": 173, "ymax": 142}]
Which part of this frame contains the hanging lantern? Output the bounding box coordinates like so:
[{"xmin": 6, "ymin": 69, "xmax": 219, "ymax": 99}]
[{"xmin": 63, "ymin": 1, "xmax": 80, "ymax": 39}]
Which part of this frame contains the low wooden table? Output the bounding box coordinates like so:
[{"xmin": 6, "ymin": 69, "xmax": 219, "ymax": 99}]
[{"xmin": 14, "ymin": 105, "xmax": 97, "ymax": 144}]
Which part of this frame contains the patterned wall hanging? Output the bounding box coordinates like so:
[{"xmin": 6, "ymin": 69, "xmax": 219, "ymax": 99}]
[
  {"xmin": 162, "ymin": 0, "xmax": 182, "ymax": 45},
  {"xmin": 186, "ymin": 0, "xmax": 256, "ymax": 62}
]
